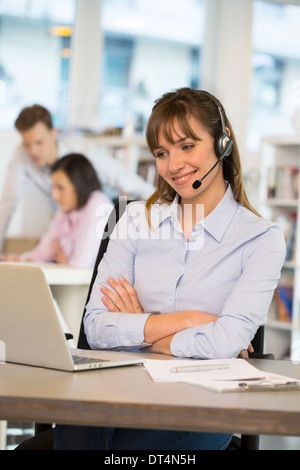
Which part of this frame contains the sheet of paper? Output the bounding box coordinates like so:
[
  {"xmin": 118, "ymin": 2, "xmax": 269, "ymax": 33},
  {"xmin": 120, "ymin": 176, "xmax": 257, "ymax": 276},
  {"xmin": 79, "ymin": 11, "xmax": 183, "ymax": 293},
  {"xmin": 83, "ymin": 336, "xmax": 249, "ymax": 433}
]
[
  {"xmin": 144, "ymin": 358, "xmax": 266, "ymax": 384},
  {"xmin": 144, "ymin": 358, "xmax": 300, "ymax": 393}
]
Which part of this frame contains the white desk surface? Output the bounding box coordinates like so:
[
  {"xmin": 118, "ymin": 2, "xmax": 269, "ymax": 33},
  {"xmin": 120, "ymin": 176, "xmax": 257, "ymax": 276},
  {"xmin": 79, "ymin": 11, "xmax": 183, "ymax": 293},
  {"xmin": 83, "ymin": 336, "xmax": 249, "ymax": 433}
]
[
  {"xmin": 32, "ymin": 262, "xmax": 93, "ymax": 286},
  {"xmin": 1, "ymin": 261, "xmax": 93, "ymax": 285}
]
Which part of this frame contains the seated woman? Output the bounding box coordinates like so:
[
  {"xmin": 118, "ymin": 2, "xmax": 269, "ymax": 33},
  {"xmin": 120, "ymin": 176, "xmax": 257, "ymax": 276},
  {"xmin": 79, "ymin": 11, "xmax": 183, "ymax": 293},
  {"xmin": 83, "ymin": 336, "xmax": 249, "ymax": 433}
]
[
  {"xmin": 19, "ymin": 153, "xmax": 113, "ymax": 268},
  {"xmin": 54, "ymin": 88, "xmax": 286, "ymax": 450}
]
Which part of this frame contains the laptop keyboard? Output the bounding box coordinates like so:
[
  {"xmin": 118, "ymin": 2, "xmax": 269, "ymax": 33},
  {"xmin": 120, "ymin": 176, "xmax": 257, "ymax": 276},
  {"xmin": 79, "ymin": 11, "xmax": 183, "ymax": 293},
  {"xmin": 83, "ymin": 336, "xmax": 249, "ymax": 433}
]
[{"xmin": 72, "ymin": 355, "xmax": 106, "ymax": 364}]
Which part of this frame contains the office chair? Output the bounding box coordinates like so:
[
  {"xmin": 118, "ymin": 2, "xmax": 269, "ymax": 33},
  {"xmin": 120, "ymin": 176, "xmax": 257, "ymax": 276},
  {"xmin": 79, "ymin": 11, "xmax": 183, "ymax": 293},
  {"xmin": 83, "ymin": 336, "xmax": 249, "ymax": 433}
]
[
  {"xmin": 77, "ymin": 198, "xmax": 130, "ymax": 350},
  {"xmin": 16, "ymin": 199, "xmax": 274, "ymax": 450}
]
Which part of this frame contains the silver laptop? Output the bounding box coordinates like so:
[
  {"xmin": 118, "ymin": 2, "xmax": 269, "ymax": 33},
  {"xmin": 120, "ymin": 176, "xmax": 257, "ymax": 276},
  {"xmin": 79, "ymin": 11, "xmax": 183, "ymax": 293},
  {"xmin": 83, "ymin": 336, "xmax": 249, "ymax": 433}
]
[{"xmin": 0, "ymin": 263, "xmax": 143, "ymax": 372}]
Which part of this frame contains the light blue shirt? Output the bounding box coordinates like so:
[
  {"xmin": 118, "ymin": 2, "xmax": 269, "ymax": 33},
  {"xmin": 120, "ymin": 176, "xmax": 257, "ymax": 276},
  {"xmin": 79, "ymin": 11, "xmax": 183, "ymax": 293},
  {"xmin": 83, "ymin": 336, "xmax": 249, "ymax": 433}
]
[{"xmin": 85, "ymin": 185, "xmax": 286, "ymax": 359}]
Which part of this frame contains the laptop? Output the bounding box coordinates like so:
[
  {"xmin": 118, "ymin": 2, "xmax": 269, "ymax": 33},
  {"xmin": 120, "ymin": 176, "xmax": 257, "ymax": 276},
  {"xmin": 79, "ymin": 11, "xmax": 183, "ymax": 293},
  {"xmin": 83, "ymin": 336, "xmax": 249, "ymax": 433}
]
[{"xmin": 0, "ymin": 263, "xmax": 143, "ymax": 372}]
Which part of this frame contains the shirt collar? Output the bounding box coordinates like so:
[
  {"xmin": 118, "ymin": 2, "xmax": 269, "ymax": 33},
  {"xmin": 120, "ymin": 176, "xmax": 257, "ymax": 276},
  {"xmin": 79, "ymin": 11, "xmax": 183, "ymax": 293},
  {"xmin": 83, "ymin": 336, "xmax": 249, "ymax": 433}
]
[
  {"xmin": 150, "ymin": 184, "xmax": 238, "ymax": 242},
  {"xmin": 201, "ymin": 184, "xmax": 238, "ymax": 242},
  {"xmin": 149, "ymin": 194, "xmax": 181, "ymax": 230}
]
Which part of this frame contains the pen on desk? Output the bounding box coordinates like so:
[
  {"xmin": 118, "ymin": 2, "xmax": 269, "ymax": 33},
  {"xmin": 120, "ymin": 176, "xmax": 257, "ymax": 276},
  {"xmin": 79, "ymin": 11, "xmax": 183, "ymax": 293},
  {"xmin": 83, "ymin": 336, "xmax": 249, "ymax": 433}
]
[{"xmin": 170, "ymin": 364, "xmax": 230, "ymax": 373}]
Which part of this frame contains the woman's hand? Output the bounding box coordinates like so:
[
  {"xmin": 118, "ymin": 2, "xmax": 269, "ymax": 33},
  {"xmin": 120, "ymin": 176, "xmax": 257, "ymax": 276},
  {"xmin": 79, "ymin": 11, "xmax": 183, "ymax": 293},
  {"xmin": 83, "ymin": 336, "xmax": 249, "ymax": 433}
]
[
  {"xmin": 51, "ymin": 240, "xmax": 68, "ymax": 265},
  {"xmin": 101, "ymin": 277, "xmax": 144, "ymax": 314},
  {"xmin": 0, "ymin": 253, "xmax": 22, "ymax": 261},
  {"xmin": 238, "ymin": 343, "xmax": 254, "ymax": 359}
]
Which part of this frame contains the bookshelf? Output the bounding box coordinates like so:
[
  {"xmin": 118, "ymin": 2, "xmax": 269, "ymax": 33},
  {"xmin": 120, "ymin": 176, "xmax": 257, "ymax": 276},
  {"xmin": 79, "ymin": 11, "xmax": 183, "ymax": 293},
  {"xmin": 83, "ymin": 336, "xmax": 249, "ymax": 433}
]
[
  {"xmin": 85, "ymin": 134, "xmax": 157, "ymax": 185},
  {"xmin": 259, "ymin": 135, "xmax": 300, "ymax": 360}
]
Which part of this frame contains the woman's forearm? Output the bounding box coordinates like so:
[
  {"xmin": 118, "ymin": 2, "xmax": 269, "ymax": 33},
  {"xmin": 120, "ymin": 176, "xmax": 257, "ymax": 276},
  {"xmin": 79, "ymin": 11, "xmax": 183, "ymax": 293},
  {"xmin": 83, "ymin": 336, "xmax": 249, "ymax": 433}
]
[
  {"xmin": 145, "ymin": 335, "xmax": 173, "ymax": 355},
  {"xmin": 97, "ymin": 277, "xmax": 218, "ymax": 348},
  {"xmin": 143, "ymin": 310, "xmax": 217, "ymax": 344}
]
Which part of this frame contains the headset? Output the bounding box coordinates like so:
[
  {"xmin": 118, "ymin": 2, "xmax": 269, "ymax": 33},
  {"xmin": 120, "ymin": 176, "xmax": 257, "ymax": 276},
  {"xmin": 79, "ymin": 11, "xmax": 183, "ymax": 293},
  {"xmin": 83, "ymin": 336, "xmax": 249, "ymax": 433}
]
[{"xmin": 192, "ymin": 90, "xmax": 233, "ymax": 190}]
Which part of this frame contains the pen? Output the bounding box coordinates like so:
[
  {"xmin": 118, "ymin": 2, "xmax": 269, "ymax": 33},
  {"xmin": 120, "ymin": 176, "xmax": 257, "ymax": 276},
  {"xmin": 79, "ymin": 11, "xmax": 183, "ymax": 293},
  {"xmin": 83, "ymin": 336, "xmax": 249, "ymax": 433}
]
[
  {"xmin": 238, "ymin": 381, "xmax": 300, "ymax": 391},
  {"xmin": 170, "ymin": 364, "xmax": 230, "ymax": 373}
]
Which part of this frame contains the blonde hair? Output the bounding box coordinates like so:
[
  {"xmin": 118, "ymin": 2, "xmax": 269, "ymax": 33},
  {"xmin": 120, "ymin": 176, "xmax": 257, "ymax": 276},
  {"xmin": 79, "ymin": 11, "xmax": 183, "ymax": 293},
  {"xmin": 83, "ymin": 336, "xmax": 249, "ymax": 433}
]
[{"xmin": 145, "ymin": 88, "xmax": 259, "ymax": 219}]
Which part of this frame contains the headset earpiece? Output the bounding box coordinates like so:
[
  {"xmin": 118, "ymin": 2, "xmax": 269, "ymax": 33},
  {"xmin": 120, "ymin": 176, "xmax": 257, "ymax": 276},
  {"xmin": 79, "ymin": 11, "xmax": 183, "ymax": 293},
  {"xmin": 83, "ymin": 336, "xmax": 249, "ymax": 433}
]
[
  {"xmin": 192, "ymin": 91, "xmax": 234, "ymax": 190},
  {"xmin": 200, "ymin": 90, "xmax": 233, "ymax": 159},
  {"xmin": 214, "ymin": 132, "xmax": 232, "ymax": 159}
]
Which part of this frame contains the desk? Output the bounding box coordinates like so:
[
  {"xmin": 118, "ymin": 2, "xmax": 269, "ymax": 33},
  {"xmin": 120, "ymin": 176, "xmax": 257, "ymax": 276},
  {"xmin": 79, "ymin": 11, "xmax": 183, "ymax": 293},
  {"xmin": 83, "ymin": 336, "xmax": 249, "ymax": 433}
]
[
  {"xmin": 40, "ymin": 263, "xmax": 92, "ymax": 286},
  {"xmin": 1, "ymin": 352, "xmax": 300, "ymax": 439}
]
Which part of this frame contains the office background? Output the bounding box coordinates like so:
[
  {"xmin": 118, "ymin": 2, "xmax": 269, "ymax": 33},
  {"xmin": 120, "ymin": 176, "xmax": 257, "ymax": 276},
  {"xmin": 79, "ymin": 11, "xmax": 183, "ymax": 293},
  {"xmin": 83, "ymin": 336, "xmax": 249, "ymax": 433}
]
[
  {"xmin": 0, "ymin": 0, "xmax": 300, "ymax": 450},
  {"xmin": 1, "ymin": 0, "xmax": 300, "ymax": 352},
  {"xmin": 0, "ymin": 0, "xmax": 299, "ymax": 224},
  {"xmin": 0, "ymin": 0, "xmax": 298, "ymax": 227}
]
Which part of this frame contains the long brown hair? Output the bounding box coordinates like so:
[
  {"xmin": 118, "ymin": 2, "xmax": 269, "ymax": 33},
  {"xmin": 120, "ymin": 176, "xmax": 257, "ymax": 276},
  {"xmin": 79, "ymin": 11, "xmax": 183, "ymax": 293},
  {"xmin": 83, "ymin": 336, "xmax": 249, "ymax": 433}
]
[{"xmin": 145, "ymin": 88, "xmax": 259, "ymax": 218}]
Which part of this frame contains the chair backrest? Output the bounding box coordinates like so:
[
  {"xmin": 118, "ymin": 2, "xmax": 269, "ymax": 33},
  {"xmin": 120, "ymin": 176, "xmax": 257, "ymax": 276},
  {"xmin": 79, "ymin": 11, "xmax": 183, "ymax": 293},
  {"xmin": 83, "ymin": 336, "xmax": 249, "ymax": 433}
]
[
  {"xmin": 77, "ymin": 199, "xmax": 268, "ymax": 356},
  {"xmin": 77, "ymin": 198, "xmax": 131, "ymax": 349},
  {"xmin": 251, "ymin": 325, "xmax": 264, "ymax": 355}
]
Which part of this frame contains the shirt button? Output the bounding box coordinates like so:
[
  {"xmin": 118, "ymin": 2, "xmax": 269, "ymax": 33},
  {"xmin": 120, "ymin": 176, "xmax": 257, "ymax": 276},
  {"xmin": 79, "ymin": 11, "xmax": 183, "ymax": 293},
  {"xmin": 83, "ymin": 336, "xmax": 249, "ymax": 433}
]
[
  {"xmin": 101, "ymin": 343, "xmax": 107, "ymax": 348},
  {"xmin": 177, "ymin": 351, "xmax": 183, "ymax": 357},
  {"xmin": 134, "ymin": 339, "xmax": 139, "ymax": 345},
  {"xmin": 125, "ymin": 340, "xmax": 130, "ymax": 346}
]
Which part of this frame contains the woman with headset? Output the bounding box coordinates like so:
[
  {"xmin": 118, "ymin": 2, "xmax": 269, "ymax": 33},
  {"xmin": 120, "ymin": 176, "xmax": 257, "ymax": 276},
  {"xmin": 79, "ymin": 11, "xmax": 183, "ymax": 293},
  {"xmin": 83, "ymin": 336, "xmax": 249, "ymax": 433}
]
[{"xmin": 55, "ymin": 88, "xmax": 286, "ymax": 450}]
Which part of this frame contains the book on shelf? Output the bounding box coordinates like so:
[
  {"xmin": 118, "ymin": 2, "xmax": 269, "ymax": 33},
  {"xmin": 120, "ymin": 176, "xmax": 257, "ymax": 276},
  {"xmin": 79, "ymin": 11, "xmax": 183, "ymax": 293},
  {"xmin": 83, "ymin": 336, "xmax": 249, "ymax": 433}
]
[
  {"xmin": 138, "ymin": 160, "xmax": 158, "ymax": 186},
  {"xmin": 273, "ymin": 285, "xmax": 293, "ymax": 322},
  {"xmin": 267, "ymin": 166, "xmax": 299, "ymax": 200},
  {"xmin": 275, "ymin": 212, "xmax": 297, "ymax": 261}
]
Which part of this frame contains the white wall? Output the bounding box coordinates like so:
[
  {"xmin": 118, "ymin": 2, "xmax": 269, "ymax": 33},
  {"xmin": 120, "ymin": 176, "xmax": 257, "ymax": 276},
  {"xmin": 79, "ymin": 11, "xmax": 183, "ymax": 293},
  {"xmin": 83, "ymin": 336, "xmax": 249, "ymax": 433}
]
[
  {"xmin": 129, "ymin": 38, "xmax": 193, "ymax": 108},
  {"xmin": 0, "ymin": 17, "xmax": 61, "ymax": 129}
]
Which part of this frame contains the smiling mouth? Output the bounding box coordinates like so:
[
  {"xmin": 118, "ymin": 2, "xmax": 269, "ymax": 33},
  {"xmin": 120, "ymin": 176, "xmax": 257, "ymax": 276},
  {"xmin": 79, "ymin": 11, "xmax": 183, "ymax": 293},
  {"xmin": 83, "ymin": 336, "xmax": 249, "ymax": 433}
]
[
  {"xmin": 32, "ymin": 156, "xmax": 43, "ymax": 164},
  {"xmin": 172, "ymin": 170, "xmax": 197, "ymax": 184}
]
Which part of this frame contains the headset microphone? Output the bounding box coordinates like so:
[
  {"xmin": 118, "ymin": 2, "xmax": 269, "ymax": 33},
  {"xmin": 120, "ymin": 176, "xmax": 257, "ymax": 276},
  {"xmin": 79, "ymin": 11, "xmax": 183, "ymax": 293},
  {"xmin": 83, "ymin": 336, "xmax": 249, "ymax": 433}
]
[
  {"xmin": 192, "ymin": 91, "xmax": 233, "ymax": 190},
  {"xmin": 192, "ymin": 140, "xmax": 233, "ymax": 189}
]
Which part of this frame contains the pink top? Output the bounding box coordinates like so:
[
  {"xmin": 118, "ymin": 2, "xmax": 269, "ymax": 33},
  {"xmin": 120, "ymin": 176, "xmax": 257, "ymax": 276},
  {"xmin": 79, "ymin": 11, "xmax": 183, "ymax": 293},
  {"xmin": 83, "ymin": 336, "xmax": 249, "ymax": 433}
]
[{"xmin": 21, "ymin": 191, "xmax": 113, "ymax": 268}]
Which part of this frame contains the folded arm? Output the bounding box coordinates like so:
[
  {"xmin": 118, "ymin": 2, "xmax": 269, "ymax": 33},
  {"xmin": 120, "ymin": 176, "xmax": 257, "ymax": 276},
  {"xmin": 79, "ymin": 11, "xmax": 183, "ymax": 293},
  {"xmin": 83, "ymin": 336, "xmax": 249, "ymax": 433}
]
[
  {"xmin": 100, "ymin": 276, "xmax": 252, "ymax": 357},
  {"xmin": 100, "ymin": 276, "xmax": 217, "ymax": 350}
]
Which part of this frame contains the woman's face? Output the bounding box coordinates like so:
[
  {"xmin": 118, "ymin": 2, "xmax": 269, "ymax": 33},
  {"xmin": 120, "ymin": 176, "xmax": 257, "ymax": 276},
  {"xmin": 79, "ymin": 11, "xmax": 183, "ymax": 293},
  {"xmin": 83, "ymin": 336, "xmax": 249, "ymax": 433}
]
[
  {"xmin": 51, "ymin": 169, "xmax": 78, "ymax": 212},
  {"xmin": 154, "ymin": 115, "xmax": 225, "ymax": 205}
]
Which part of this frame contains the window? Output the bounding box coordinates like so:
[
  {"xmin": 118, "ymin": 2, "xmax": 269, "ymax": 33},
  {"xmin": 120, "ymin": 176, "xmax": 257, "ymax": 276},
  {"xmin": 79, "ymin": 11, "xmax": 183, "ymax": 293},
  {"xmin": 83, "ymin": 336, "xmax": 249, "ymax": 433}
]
[
  {"xmin": 0, "ymin": 0, "xmax": 76, "ymax": 129},
  {"xmin": 98, "ymin": 0, "xmax": 206, "ymax": 132},
  {"xmin": 248, "ymin": 1, "xmax": 300, "ymax": 151}
]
